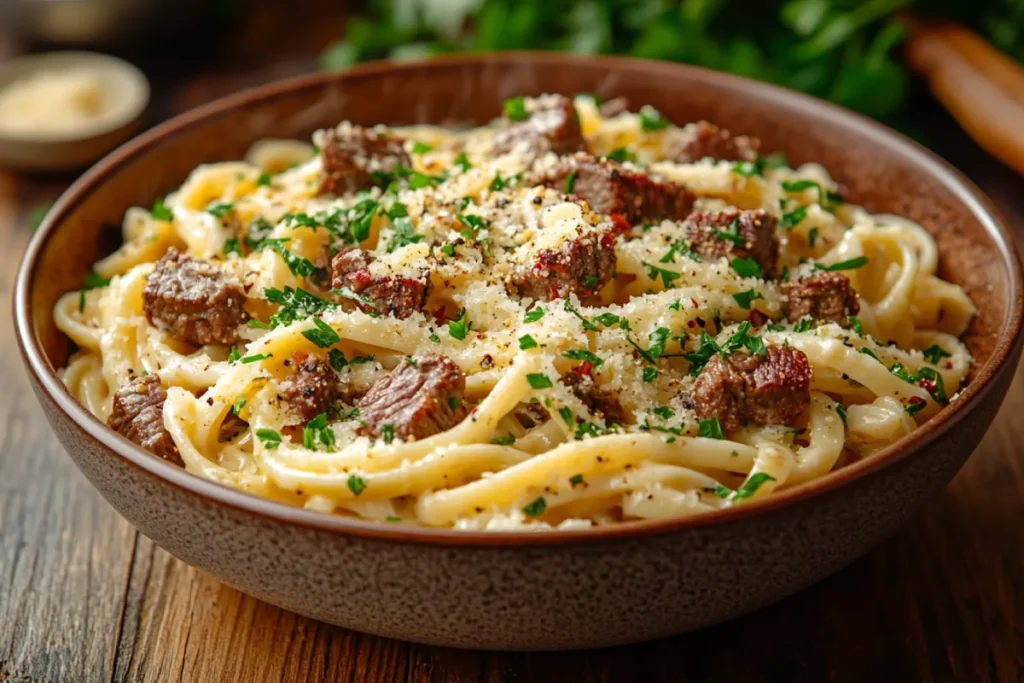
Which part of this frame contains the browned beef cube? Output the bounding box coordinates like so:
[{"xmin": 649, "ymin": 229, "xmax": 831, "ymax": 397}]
[
  {"xmin": 356, "ymin": 354, "xmax": 468, "ymax": 441},
  {"xmin": 685, "ymin": 345, "xmax": 811, "ymax": 433},
  {"xmin": 108, "ymin": 374, "xmax": 182, "ymax": 465},
  {"xmin": 684, "ymin": 209, "xmax": 780, "ymax": 279},
  {"xmin": 530, "ymin": 153, "xmax": 694, "ymax": 226},
  {"xmin": 667, "ymin": 121, "xmax": 760, "ymax": 164},
  {"xmin": 510, "ymin": 228, "xmax": 617, "ymax": 301},
  {"xmin": 563, "ymin": 369, "xmax": 628, "ymax": 425},
  {"xmin": 279, "ymin": 352, "xmax": 340, "ymax": 423},
  {"xmin": 318, "ymin": 125, "xmax": 410, "ymax": 196},
  {"xmin": 143, "ymin": 248, "xmax": 248, "ymax": 345},
  {"xmin": 330, "ymin": 249, "xmax": 428, "ymax": 319},
  {"xmin": 781, "ymin": 272, "xmax": 860, "ymax": 326},
  {"xmin": 491, "ymin": 95, "xmax": 588, "ymax": 159}
]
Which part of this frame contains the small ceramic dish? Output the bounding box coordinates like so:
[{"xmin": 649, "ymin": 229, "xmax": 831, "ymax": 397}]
[
  {"xmin": 0, "ymin": 51, "xmax": 148, "ymax": 170},
  {"xmin": 13, "ymin": 54, "xmax": 1024, "ymax": 650}
]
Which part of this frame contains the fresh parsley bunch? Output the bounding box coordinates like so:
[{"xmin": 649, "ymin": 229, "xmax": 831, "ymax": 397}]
[{"xmin": 321, "ymin": 0, "xmax": 1024, "ymax": 126}]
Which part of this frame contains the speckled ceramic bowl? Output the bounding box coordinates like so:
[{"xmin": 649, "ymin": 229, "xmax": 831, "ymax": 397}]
[{"xmin": 14, "ymin": 54, "xmax": 1024, "ymax": 650}]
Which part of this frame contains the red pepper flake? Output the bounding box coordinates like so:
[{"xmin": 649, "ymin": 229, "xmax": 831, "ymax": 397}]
[
  {"xmin": 919, "ymin": 377, "xmax": 938, "ymax": 395},
  {"xmin": 576, "ymin": 361, "xmax": 594, "ymax": 377}
]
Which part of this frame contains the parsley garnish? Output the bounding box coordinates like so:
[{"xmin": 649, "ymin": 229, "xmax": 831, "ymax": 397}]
[
  {"xmin": 411, "ymin": 141, "xmax": 432, "ymax": 154},
  {"xmin": 563, "ymin": 300, "xmax": 599, "ymax": 331},
  {"xmin": 302, "ymin": 413, "xmax": 336, "ymax": 451},
  {"xmin": 698, "ymin": 417, "xmax": 725, "ymax": 439},
  {"xmin": 524, "ymin": 307, "xmax": 546, "ymax": 323},
  {"xmin": 241, "ymin": 353, "xmax": 271, "ymax": 364},
  {"xmin": 448, "ymin": 309, "xmax": 470, "ymax": 340},
  {"xmin": 347, "ymin": 474, "xmax": 366, "ymax": 496},
  {"xmin": 231, "ymin": 396, "xmax": 247, "ymax": 416},
  {"xmin": 428, "ymin": 334, "xmax": 440, "ymax": 343},
  {"xmin": 816, "ymin": 257, "xmax": 869, "ymax": 271},
  {"xmin": 731, "ymin": 257, "xmax": 761, "ymax": 278},
  {"xmin": 256, "ymin": 428, "xmax": 282, "ymax": 449},
  {"xmin": 227, "ymin": 347, "xmax": 241, "ymax": 362},
  {"xmin": 492, "ymin": 434, "xmax": 516, "ymax": 445},
  {"xmin": 642, "ymin": 261, "xmax": 680, "ymax": 288},
  {"xmin": 562, "ymin": 349, "xmax": 603, "ymax": 366},
  {"xmin": 453, "ymin": 152, "xmax": 472, "ymax": 171},
  {"xmin": 905, "ymin": 398, "xmax": 927, "ymax": 416},
  {"xmin": 808, "ymin": 227, "xmax": 819, "ymax": 248},
  {"xmin": 302, "ymin": 318, "xmax": 340, "ymax": 348},
  {"xmin": 922, "ymin": 344, "xmax": 951, "ymax": 364},
  {"xmin": 605, "ymin": 147, "xmax": 636, "ymax": 163},
  {"xmin": 526, "ymin": 373, "xmax": 553, "ymax": 390},
  {"xmin": 642, "ymin": 367, "xmax": 658, "ymax": 383},
  {"xmin": 150, "ymin": 199, "xmax": 173, "ymax": 221},
  {"xmin": 732, "ymin": 472, "xmax": 775, "ymax": 500},
  {"xmin": 793, "ymin": 318, "xmax": 814, "ymax": 333},
  {"xmin": 732, "ymin": 288, "xmax": 764, "ymax": 310},
  {"xmin": 836, "ymin": 403, "xmax": 848, "ymax": 424},
  {"xmin": 779, "ymin": 206, "xmax": 807, "ymax": 230},
  {"xmin": 256, "ymin": 171, "xmax": 271, "ymax": 187},
  {"xmin": 639, "ymin": 105, "xmax": 668, "ymax": 131},
  {"xmin": 328, "ymin": 349, "xmax": 348, "ymax": 371},
  {"xmin": 714, "ymin": 216, "xmax": 746, "ymax": 246},
  {"xmin": 222, "ymin": 237, "xmax": 242, "ymax": 257},
  {"xmin": 504, "ymin": 97, "xmax": 528, "ymax": 121},
  {"xmin": 264, "ymin": 286, "xmax": 334, "ymax": 328},
  {"xmin": 569, "ymin": 474, "xmax": 585, "ymax": 487},
  {"xmin": 563, "ymin": 170, "xmax": 577, "ymax": 194},
  {"xmin": 489, "ymin": 173, "xmax": 506, "ymax": 191},
  {"xmin": 206, "ymin": 201, "xmax": 233, "ymax": 219},
  {"xmin": 387, "ymin": 217, "xmax": 423, "ymax": 252},
  {"xmin": 522, "ymin": 497, "xmax": 547, "ymax": 516},
  {"xmin": 519, "ymin": 334, "xmax": 538, "ymax": 350},
  {"xmin": 262, "ymin": 238, "xmax": 317, "ymax": 278},
  {"xmin": 381, "ymin": 424, "xmax": 395, "ymax": 444},
  {"xmin": 849, "ymin": 316, "xmax": 862, "ymax": 335},
  {"xmin": 558, "ymin": 406, "xmax": 574, "ymax": 426},
  {"xmin": 653, "ymin": 406, "xmax": 674, "ymax": 420}
]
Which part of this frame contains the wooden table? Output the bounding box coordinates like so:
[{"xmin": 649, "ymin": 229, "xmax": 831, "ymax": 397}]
[{"xmin": 2, "ymin": 9, "xmax": 1023, "ymax": 682}]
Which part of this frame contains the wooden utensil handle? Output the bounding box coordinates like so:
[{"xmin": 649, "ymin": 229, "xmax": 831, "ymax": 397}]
[{"xmin": 905, "ymin": 20, "xmax": 1024, "ymax": 176}]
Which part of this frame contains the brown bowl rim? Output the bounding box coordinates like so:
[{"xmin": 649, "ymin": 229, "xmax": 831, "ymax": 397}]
[{"xmin": 14, "ymin": 52, "xmax": 1024, "ymax": 547}]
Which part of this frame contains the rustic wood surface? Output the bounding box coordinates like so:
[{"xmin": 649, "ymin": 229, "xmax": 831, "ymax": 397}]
[{"xmin": 2, "ymin": 5, "xmax": 1023, "ymax": 682}]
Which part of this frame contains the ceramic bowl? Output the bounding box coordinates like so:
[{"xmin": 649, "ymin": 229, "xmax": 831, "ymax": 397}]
[{"xmin": 13, "ymin": 54, "xmax": 1024, "ymax": 650}]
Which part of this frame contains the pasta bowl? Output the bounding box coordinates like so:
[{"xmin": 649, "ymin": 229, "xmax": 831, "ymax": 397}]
[{"xmin": 13, "ymin": 54, "xmax": 1023, "ymax": 650}]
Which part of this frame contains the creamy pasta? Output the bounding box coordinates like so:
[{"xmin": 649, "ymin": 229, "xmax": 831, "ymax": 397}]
[{"xmin": 55, "ymin": 94, "xmax": 975, "ymax": 530}]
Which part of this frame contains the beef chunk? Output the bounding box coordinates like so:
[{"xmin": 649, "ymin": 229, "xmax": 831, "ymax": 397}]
[
  {"xmin": 330, "ymin": 249, "xmax": 428, "ymax": 319},
  {"xmin": 108, "ymin": 374, "xmax": 182, "ymax": 465},
  {"xmin": 492, "ymin": 95, "xmax": 588, "ymax": 159},
  {"xmin": 781, "ymin": 272, "xmax": 860, "ymax": 326},
  {"xmin": 143, "ymin": 248, "xmax": 248, "ymax": 345},
  {"xmin": 563, "ymin": 369, "xmax": 628, "ymax": 425},
  {"xmin": 667, "ymin": 121, "xmax": 760, "ymax": 164},
  {"xmin": 684, "ymin": 208, "xmax": 780, "ymax": 279},
  {"xmin": 685, "ymin": 345, "xmax": 811, "ymax": 432},
  {"xmin": 530, "ymin": 153, "xmax": 694, "ymax": 226},
  {"xmin": 279, "ymin": 352, "xmax": 340, "ymax": 423},
  {"xmin": 510, "ymin": 228, "xmax": 616, "ymax": 301},
  {"xmin": 356, "ymin": 354, "xmax": 468, "ymax": 441},
  {"xmin": 318, "ymin": 125, "xmax": 410, "ymax": 196}
]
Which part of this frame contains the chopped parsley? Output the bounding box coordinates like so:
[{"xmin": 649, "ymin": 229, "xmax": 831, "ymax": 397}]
[
  {"xmin": 302, "ymin": 413, "xmax": 336, "ymax": 451},
  {"xmin": 222, "ymin": 237, "xmax": 242, "ymax": 257},
  {"xmin": 836, "ymin": 403, "xmax": 848, "ymax": 424},
  {"xmin": 453, "ymin": 152, "xmax": 472, "ymax": 171},
  {"xmin": 504, "ymin": 96, "xmax": 528, "ymax": 121},
  {"xmin": 240, "ymin": 353, "xmax": 271, "ymax": 364},
  {"xmin": 922, "ymin": 344, "xmax": 951, "ymax": 364},
  {"xmin": 347, "ymin": 474, "xmax": 366, "ymax": 496},
  {"xmin": 905, "ymin": 398, "xmax": 927, "ymax": 416},
  {"xmin": 518, "ymin": 334, "xmax": 538, "ymax": 350},
  {"xmin": 815, "ymin": 256, "xmax": 869, "ymax": 271},
  {"xmin": 492, "ymin": 434, "xmax": 516, "ymax": 445},
  {"xmin": 206, "ymin": 201, "xmax": 233, "ymax": 219},
  {"xmin": 256, "ymin": 171, "xmax": 271, "ymax": 187},
  {"xmin": 302, "ymin": 318, "xmax": 340, "ymax": 348},
  {"xmin": 448, "ymin": 309, "xmax": 470, "ymax": 340},
  {"xmin": 793, "ymin": 318, "xmax": 814, "ymax": 333},
  {"xmin": 849, "ymin": 316, "xmax": 862, "ymax": 336},
  {"xmin": 328, "ymin": 349, "xmax": 348, "ymax": 371},
  {"xmin": 428, "ymin": 334, "xmax": 440, "ymax": 343},
  {"xmin": 698, "ymin": 417, "xmax": 725, "ymax": 439},
  {"xmin": 714, "ymin": 216, "xmax": 746, "ymax": 246},
  {"xmin": 263, "ymin": 286, "xmax": 334, "ymax": 328},
  {"xmin": 256, "ymin": 428, "xmax": 282, "ymax": 449},
  {"xmin": 262, "ymin": 238, "xmax": 318, "ymax": 278},
  {"xmin": 732, "ymin": 472, "xmax": 775, "ymax": 500},
  {"xmin": 456, "ymin": 213, "xmax": 488, "ymax": 243},
  {"xmin": 563, "ymin": 300, "xmax": 599, "ymax": 331},
  {"xmin": 523, "ymin": 306, "xmax": 546, "ymax": 323},
  {"xmin": 605, "ymin": 147, "xmax": 636, "ymax": 163},
  {"xmin": 562, "ymin": 349, "xmax": 603, "ymax": 366},
  {"xmin": 563, "ymin": 170, "xmax": 577, "ymax": 194},
  {"xmin": 558, "ymin": 406, "xmax": 574, "ymax": 426},
  {"xmin": 231, "ymin": 396, "xmax": 247, "ymax": 416},
  {"xmin": 227, "ymin": 347, "xmax": 241, "ymax": 362},
  {"xmin": 489, "ymin": 173, "xmax": 507, "ymax": 191},
  {"xmin": 522, "ymin": 496, "xmax": 547, "ymax": 517},
  {"xmin": 653, "ymin": 406, "xmax": 674, "ymax": 420},
  {"xmin": 890, "ymin": 362, "xmax": 948, "ymax": 404},
  {"xmin": 411, "ymin": 141, "xmax": 432, "ymax": 154},
  {"xmin": 569, "ymin": 473, "xmax": 585, "ymax": 487},
  {"xmin": 808, "ymin": 227, "xmax": 819, "ymax": 248},
  {"xmin": 526, "ymin": 373, "xmax": 553, "ymax": 390},
  {"xmin": 683, "ymin": 322, "xmax": 766, "ymax": 376},
  {"xmin": 731, "ymin": 257, "xmax": 761, "ymax": 278},
  {"xmin": 779, "ymin": 206, "xmax": 807, "ymax": 230},
  {"xmin": 381, "ymin": 424, "xmax": 395, "ymax": 444},
  {"xmin": 150, "ymin": 199, "xmax": 173, "ymax": 221},
  {"xmin": 732, "ymin": 288, "xmax": 764, "ymax": 310},
  {"xmin": 639, "ymin": 105, "xmax": 668, "ymax": 131},
  {"xmin": 386, "ymin": 216, "xmax": 423, "ymax": 252},
  {"xmin": 642, "ymin": 367, "xmax": 658, "ymax": 383},
  {"xmin": 641, "ymin": 261, "xmax": 680, "ymax": 288}
]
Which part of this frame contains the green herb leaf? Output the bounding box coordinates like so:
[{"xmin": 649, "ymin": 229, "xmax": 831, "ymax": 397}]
[
  {"xmin": 328, "ymin": 349, "xmax": 348, "ymax": 371},
  {"xmin": 347, "ymin": 474, "xmax": 366, "ymax": 496},
  {"xmin": 151, "ymin": 199, "xmax": 173, "ymax": 221},
  {"xmin": 732, "ymin": 288, "xmax": 764, "ymax": 310},
  {"xmin": 731, "ymin": 257, "xmax": 762, "ymax": 278},
  {"xmin": 241, "ymin": 353, "xmax": 271, "ymax": 364},
  {"xmin": 519, "ymin": 334, "xmax": 538, "ymax": 350},
  {"xmin": 302, "ymin": 318, "xmax": 341, "ymax": 348},
  {"xmin": 386, "ymin": 216, "xmax": 423, "ymax": 252},
  {"xmin": 411, "ymin": 141, "xmax": 432, "ymax": 154},
  {"xmin": 563, "ymin": 169, "xmax": 577, "ymax": 194},
  {"xmin": 922, "ymin": 344, "xmax": 951, "ymax": 364},
  {"xmin": 492, "ymin": 434, "xmax": 516, "ymax": 445},
  {"xmin": 780, "ymin": 206, "xmax": 808, "ymax": 230},
  {"xmin": 231, "ymin": 396, "xmax": 247, "ymax": 416},
  {"xmin": 524, "ymin": 307, "xmax": 545, "ymax": 323},
  {"xmin": 849, "ymin": 316, "xmax": 862, "ymax": 335},
  {"xmin": 256, "ymin": 428, "xmax": 282, "ymax": 449},
  {"xmin": 836, "ymin": 403, "xmax": 848, "ymax": 424},
  {"xmin": 206, "ymin": 201, "xmax": 233, "ymax": 219},
  {"xmin": 558, "ymin": 406, "xmax": 573, "ymax": 426},
  {"xmin": 732, "ymin": 472, "xmax": 775, "ymax": 500},
  {"xmin": 222, "ymin": 237, "xmax": 242, "ymax": 257},
  {"xmin": 605, "ymin": 146, "xmax": 636, "ymax": 163},
  {"xmin": 642, "ymin": 366, "xmax": 658, "ymax": 383},
  {"xmin": 453, "ymin": 152, "xmax": 472, "ymax": 171},
  {"xmin": 641, "ymin": 261, "xmax": 680, "ymax": 288},
  {"xmin": 698, "ymin": 417, "xmax": 725, "ymax": 439},
  {"xmin": 526, "ymin": 373, "xmax": 553, "ymax": 390},
  {"xmin": 562, "ymin": 349, "xmax": 603, "ymax": 366},
  {"xmin": 448, "ymin": 309, "xmax": 470, "ymax": 340},
  {"xmin": 504, "ymin": 96, "xmax": 527, "ymax": 121},
  {"xmin": 569, "ymin": 473, "xmax": 584, "ymax": 487},
  {"xmin": 639, "ymin": 105, "xmax": 668, "ymax": 131},
  {"xmin": 522, "ymin": 496, "xmax": 547, "ymax": 516},
  {"xmin": 815, "ymin": 256, "xmax": 869, "ymax": 271},
  {"xmin": 256, "ymin": 171, "xmax": 271, "ymax": 187}
]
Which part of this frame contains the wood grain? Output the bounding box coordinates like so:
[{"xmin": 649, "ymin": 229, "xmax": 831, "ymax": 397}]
[{"xmin": 2, "ymin": 5, "xmax": 1023, "ymax": 682}]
